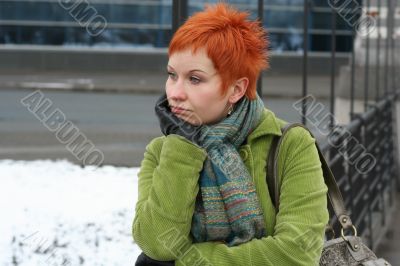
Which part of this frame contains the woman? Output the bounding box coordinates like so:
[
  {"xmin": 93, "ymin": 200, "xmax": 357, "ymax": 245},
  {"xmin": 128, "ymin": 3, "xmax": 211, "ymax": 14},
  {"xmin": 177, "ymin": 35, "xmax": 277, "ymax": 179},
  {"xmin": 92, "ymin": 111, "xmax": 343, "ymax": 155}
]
[{"xmin": 133, "ymin": 3, "xmax": 328, "ymax": 265}]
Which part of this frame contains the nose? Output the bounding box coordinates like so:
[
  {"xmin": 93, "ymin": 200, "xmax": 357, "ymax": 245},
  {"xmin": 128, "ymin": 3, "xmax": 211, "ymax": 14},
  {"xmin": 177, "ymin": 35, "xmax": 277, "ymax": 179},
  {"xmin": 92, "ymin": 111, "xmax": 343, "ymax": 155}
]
[{"xmin": 168, "ymin": 78, "xmax": 187, "ymax": 102}]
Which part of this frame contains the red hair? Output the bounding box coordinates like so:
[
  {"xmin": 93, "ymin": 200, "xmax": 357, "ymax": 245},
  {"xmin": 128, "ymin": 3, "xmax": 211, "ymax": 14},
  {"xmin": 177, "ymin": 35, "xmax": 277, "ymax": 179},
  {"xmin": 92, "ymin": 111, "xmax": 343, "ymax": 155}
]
[{"xmin": 168, "ymin": 3, "xmax": 269, "ymax": 100}]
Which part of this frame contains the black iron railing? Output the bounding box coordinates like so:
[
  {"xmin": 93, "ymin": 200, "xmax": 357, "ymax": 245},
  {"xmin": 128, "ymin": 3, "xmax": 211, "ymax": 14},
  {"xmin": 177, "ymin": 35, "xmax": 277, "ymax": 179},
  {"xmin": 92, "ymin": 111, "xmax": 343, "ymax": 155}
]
[
  {"xmin": 322, "ymin": 92, "xmax": 399, "ymax": 250},
  {"xmin": 307, "ymin": 0, "xmax": 399, "ymax": 250}
]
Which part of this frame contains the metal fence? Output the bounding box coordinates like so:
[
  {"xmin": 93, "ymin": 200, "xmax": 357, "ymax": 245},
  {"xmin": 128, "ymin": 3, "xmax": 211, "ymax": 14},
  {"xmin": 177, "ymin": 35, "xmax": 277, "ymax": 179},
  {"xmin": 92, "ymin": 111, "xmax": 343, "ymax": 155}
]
[
  {"xmin": 295, "ymin": 0, "xmax": 399, "ymax": 251},
  {"xmin": 314, "ymin": 0, "xmax": 399, "ymax": 250},
  {"xmin": 323, "ymin": 93, "xmax": 399, "ymax": 250}
]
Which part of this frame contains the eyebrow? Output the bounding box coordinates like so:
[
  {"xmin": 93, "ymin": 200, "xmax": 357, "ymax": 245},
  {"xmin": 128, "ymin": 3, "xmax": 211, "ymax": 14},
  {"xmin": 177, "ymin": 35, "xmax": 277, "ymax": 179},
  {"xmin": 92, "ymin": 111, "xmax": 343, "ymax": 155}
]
[{"xmin": 167, "ymin": 65, "xmax": 208, "ymax": 75}]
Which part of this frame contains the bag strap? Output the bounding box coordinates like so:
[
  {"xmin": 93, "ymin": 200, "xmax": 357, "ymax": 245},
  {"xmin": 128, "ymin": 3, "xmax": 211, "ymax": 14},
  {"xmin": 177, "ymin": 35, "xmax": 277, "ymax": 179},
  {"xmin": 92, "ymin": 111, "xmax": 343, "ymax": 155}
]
[{"xmin": 266, "ymin": 122, "xmax": 354, "ymax": 230}]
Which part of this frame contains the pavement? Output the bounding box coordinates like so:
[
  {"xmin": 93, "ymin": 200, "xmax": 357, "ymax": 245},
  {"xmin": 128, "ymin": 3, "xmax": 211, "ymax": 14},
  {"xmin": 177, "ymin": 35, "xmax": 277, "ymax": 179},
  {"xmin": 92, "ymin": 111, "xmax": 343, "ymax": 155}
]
[{"xmin": 0, "ymin": 88, "xmax": 330, "ymax": 167}]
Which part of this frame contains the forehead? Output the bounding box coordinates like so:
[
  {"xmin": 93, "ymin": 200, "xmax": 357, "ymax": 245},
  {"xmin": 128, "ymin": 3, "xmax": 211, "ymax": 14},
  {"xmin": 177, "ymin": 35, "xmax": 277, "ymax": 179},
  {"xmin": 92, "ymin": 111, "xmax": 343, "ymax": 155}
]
[{"xmin": 168, "ymin": 48, "xmax": 215, "ymax": 72}]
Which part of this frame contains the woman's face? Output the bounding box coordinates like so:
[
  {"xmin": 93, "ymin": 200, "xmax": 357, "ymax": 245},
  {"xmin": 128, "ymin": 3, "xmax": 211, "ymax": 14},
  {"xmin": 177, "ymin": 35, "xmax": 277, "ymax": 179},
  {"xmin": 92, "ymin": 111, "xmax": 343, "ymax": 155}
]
[{"xmin": 166, "ymin": 48, "xmax": 232, "ymax": 126}]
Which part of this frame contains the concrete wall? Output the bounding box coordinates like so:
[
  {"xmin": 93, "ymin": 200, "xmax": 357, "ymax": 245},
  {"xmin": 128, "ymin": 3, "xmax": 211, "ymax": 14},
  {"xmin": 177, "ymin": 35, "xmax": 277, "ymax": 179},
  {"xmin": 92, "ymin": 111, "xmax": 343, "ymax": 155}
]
[{"xmin": 0, "ymin": 45, "xmax": 350, "ymax": 76}]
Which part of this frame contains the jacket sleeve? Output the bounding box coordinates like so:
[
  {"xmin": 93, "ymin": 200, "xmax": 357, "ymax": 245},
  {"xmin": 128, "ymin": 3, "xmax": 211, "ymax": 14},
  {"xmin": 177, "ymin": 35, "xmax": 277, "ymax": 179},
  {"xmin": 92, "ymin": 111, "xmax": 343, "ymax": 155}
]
[
  {"xmin": 132, "ymin": 134, "xmax": 208, "ymax": 261},
  {"xmin": 175, "ymin": 127, "xmax": 329, "ymax": 266}
]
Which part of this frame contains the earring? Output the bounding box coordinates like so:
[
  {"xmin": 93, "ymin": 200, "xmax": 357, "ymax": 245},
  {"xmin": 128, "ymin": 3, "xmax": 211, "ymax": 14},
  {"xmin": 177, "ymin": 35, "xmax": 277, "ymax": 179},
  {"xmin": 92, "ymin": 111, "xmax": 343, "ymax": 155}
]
[{"xmin": 227, "ymin": 104, "xmax": 234, "ymax": 116}]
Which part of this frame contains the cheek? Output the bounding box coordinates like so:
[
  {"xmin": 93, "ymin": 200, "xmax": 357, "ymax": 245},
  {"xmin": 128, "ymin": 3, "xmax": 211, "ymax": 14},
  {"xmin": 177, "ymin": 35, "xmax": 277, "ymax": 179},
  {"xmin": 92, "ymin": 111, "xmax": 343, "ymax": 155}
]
[
  {"xmin": 165, "ymin": 80, "xmax": 171, "ymax": 94},
  {"xmin": 193, "ymin": 94, "xmax": 225, "ymax": 120},
  {"xmin": 192, "ymin": 92, "xmax": 215, "ymax": 110}
]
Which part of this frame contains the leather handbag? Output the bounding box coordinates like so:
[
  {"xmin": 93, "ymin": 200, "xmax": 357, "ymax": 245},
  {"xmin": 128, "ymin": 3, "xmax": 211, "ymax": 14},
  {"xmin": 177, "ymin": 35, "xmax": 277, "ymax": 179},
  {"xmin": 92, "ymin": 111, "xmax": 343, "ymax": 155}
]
[{"xmin": 266, "ymin": 122, "xmax": 391, "ymax": 266}]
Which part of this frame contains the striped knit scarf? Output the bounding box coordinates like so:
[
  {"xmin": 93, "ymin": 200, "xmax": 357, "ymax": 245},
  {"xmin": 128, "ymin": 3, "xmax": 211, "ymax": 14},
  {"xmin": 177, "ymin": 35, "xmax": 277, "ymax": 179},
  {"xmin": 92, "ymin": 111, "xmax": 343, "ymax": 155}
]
[{"xmin": 191, "ymin": 94, "xmax": 266, "ymax": 246}]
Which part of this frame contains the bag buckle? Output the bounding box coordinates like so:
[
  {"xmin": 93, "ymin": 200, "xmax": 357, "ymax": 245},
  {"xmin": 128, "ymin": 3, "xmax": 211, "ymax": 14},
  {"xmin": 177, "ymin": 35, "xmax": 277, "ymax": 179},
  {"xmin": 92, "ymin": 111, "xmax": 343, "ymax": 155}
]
[{"xmin": 341, "ymin": 225, "xmax": 358, "ymax": 241}]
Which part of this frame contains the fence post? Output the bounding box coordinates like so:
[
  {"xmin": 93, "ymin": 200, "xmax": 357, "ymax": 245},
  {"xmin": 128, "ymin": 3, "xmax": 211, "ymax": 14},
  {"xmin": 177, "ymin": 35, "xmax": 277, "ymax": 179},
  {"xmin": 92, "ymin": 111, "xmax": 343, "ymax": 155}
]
[
  {"xmin": 375, "ymin": 0, "xmax": 381, "ymax": 101},
  {"xmin": 257, "ymin": 0, "xmax": 264, "ymax": 98},
  {"xmin": 350, "ymin": 1, "xmax": 359, "ymax": 121},
  {"xmin": 172, "ymin": 0, "xmax": 188, "ymax": 35},
  {"xmin": 330, "ymin": 1, "xmax": 336, "ymax": 130},
  {"xmin": 384, "ymin": 0, "xmax": 390, "ymax": 96},
  {"xmin": 364, "ymin": 0, "xmax": 371, "ymax": 111},
  {"xmin": 302, "ymin": 0, "xmax": 309, "ymax": 125}
]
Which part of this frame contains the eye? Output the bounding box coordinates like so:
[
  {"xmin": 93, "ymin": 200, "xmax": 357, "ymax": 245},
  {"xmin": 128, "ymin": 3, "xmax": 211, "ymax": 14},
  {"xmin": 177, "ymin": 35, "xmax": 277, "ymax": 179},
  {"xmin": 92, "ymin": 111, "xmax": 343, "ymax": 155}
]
[
  {"xmin": 167, "ymin": 71, "xmax": 177, "ymax": 80},
  {"xmin": 190, "ymin": 76, "xmax": 201, "ymax": 84}
]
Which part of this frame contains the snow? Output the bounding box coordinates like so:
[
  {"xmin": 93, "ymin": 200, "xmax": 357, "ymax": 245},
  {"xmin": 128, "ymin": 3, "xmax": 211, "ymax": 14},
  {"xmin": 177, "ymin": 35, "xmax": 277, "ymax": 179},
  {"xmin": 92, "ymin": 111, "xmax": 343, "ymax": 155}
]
[{"xmin": 0, "ymin": 159, "xmax": 142, "ymax": 265}]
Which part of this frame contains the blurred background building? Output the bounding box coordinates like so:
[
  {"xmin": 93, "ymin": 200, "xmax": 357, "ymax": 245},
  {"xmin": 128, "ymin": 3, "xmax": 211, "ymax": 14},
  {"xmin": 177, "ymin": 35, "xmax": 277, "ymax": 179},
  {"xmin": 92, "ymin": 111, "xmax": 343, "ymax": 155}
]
[{"xmin": 0, "ymin": 0, "xmax": 356, "ymax": 51}]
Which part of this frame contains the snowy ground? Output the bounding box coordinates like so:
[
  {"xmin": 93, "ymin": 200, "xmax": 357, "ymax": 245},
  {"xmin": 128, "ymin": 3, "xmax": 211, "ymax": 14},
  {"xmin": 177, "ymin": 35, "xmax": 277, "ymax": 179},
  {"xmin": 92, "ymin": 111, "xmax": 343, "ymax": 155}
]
[{"xmin": 0, "ymin": 159, "xmax": 142, "ymax": 266}]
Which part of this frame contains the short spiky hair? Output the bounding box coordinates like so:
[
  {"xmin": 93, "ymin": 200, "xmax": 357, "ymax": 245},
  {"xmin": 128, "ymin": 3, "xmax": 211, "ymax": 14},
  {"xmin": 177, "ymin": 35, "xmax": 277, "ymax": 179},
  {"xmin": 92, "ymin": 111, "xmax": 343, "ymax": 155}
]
[{"xmin": 168, "ymin": 2, "xmax": 269, "ymax": 100}]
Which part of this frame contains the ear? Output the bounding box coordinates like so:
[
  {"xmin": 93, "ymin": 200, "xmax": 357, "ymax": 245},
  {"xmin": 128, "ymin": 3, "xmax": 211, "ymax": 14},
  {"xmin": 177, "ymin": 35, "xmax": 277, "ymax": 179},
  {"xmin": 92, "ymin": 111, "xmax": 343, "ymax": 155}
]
[{"xmin": 229, "ymin": 77, "xmax": 249, "ymax": 104}]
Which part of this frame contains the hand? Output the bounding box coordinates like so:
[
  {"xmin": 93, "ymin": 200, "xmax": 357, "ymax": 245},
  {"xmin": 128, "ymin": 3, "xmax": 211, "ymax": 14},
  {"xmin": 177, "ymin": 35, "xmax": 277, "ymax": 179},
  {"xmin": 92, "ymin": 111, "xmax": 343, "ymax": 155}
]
[
  {"xmin": 155, "ymin": 93, "xmax": 203, "ymax": 145},
  {"xmin": 135, "ymin": 252, "xmax": 174, "ymax": 266}
]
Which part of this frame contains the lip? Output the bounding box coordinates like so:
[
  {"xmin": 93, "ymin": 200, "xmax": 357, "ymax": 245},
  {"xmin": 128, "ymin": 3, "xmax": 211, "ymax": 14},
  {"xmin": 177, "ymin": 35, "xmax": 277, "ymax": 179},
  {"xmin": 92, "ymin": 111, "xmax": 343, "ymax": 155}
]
[{"xmin": 171, "ymin": 107, "xmax": 189, "ymax": 114}]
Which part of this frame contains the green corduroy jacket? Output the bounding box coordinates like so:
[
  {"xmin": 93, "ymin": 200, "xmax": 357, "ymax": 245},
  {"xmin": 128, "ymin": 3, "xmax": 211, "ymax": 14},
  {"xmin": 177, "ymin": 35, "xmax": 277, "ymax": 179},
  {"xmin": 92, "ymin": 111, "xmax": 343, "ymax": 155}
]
[{"xmin": 132, "ymin": 108, "xmax": 329, "ymax": 266}]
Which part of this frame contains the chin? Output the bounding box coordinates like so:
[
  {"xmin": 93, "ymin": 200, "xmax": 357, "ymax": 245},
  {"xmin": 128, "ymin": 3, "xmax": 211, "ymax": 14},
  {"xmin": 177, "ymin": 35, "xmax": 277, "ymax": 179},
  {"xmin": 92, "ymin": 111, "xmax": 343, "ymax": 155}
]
[
  {"xmin": 177, "ymin": 113, "xmax": 204, "ymax": 126},
  {"xmin": 187, "ymin": 119, "xmax": 202, "ymax": 126}
]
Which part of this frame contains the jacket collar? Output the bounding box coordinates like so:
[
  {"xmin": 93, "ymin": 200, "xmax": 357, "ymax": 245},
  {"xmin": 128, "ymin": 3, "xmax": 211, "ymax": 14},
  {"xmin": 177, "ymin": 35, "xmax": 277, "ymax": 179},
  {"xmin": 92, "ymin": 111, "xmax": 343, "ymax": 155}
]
[{"xmin": 247, "ymin": 108, "xmax": 283, "ymax": 143}]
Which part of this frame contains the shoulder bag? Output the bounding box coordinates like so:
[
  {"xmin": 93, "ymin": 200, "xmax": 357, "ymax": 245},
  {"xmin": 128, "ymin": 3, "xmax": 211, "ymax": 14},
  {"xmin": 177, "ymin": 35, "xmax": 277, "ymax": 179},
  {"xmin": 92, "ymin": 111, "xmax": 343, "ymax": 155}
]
[{"xmin": 266, "ymin": 123, "xmax": 391, "ymax": 266}]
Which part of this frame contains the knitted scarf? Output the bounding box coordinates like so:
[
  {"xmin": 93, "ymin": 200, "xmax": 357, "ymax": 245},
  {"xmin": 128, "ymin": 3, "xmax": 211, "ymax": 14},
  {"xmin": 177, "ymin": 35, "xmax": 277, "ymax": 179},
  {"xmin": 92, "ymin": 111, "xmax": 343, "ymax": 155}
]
[{"xmin": 191, "ymin": 94, "xmax": 266, "ymax": 246}]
